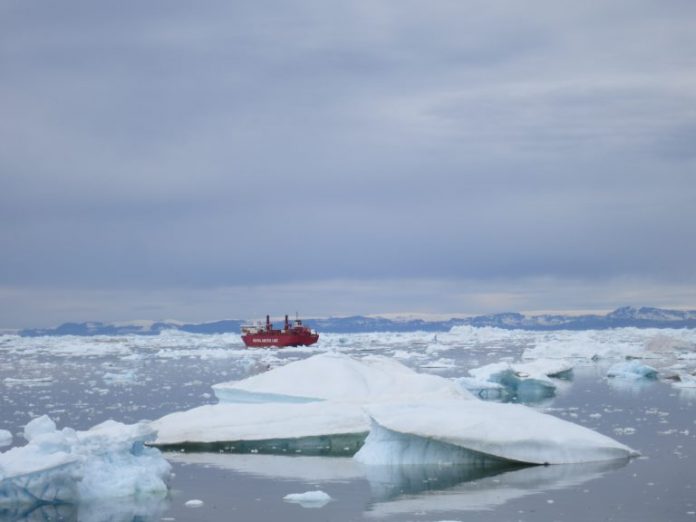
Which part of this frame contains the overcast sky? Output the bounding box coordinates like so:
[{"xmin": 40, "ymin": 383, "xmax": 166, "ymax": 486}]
[{"xmin": 2, "ymin": 0, "xmax": 695, "ymax": 328}]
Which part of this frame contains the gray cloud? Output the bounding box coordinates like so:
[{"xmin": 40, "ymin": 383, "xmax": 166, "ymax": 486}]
[{"xmin": 1, "ymin": 0, "xmax": 695, "ymax": 326}]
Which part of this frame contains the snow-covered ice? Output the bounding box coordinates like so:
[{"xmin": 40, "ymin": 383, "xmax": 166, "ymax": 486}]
[
  {"xmin": 212, "ymin": 353, "xmax": 472, "ymax": 404},
  {"xmin": 355, "ymin": 401, "xmax": 638, "ymax": 465},
  {"xmin": 151, "ymin": 401, "xmax": 368, "ymax": 452},
  {"xmin": 0, "ymin": 415, "xmax": 171, "ymax": 505}
]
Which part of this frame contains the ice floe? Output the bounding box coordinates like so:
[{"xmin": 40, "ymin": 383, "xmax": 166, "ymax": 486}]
[
  {"xmin": 0, "ymin": 415, "xmax": 171, "ymax": 505},
  {"xmin": 672, "ymin": 372, "xmax": 696, "ymax": 388},
  {"xmin": 155, "ymin": 353, "xmax": 636, "ymax": 466},
  {"xmin": 460, "ymin": 360, "xmax": 571, "ymax": 402},
  {"xmin": 0, "ymin": 430, "xmax": 11, "ymax": 448},
  {"xmin": 283, "ymin": 490, "xmax": 332, "ymax": 507},
  {"xmin": 354, "ymin": 401, "xmax": 638, "ymax": 465},
  {"xmin": 606, "ymin": 361, "xmax": 658, "ymax": 380}
]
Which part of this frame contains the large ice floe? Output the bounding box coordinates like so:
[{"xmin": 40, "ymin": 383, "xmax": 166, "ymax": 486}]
[
  {"xmin": 0, "ymin": 415, "xmax": 171, "ymax": 506},
  {"xmin": 152, "ymin": 353, "xmax": 637, "ymax": 465}
]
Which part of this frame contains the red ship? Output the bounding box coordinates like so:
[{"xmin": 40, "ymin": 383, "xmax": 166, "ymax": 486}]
[{"xmin": 241, "ymin": 314, "xmax": 319, "ymax": 348}]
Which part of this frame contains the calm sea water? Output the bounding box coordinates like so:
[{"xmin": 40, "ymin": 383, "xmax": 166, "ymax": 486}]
[{"xmin": 1, "ymin": 331, "xmax": 694, "ymax": 521}]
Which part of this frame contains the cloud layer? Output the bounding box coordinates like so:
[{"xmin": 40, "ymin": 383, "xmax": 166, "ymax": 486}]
[{"xmin": 2, "ymin": 1, "xmax": 695, "ymax": 326}]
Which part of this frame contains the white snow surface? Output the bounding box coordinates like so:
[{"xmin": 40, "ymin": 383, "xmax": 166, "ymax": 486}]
[
  {"xmin": 355, "ymin": 401, "xmax": 638, "ymax": 465},
  {"xmin": 155, "ymin": 354, "xmax": 471, "ymax": 444},
  {"xmin": 152, "ymin": 401, "xmax": 368, "ymax": 444},
  {"xmin": 0, "ymin": 415, "xmax": 171, "ymax": 504},
  {"xmin": 283, "ymin": 490, "xmax": 332, "ymax": 507},
  {"xmin": 212, "ymin": 352, "xmax": 473, "ymax": 403}
]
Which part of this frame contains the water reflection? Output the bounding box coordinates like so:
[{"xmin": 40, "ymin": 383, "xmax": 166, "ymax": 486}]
[
  {"xmin": 164, "ymin": 452, "xmax": 630, "ymax": 518},
  {"xmin": 0, "ymin": 495, "xmax": 169, "ymax": 522},
  {"xmin": 364, "ymin": 459, "xmax": 630, "ymax": 517}
]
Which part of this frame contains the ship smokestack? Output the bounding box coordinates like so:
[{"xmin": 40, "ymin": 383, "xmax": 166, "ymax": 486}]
[
  {"xmin": 266, "ymin": 315, "xmax": 270, "ymax": 331},
  {"xmin": 284, "ymin": 314, "xmax": 289, "ymax": 331}
]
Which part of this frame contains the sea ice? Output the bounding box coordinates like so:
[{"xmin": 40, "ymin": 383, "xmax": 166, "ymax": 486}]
[
  {"xmin": 355, "ymin": 401, "xmax": 638, "ymax": 465},
  {"xmin": 463, "ymin": 361, "xmax": 567, "ymax": 402},
  {"xmin": 606, "ymin": 361, "xmax": 658, "ymax": 380},
  {"xmin": 0, "ymin": 415, "xmax": 171, "ymax": 506},
  {"xmin": 455, "ymin": 377, "xmax": 510, "ymax": 401},
  {"xmin": 0, "ymin": 430, "xmax": 11, "ymax": 448},
  {"xmin": 283, "ymin": 490, "xmax": 332, "ymax": 507},
  {"xmin": 672, "ymin": 372, "xmax": 696, "ymax": 388}
]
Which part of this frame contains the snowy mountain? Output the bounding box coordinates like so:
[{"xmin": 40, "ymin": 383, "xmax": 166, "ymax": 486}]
[{"xmin": 17, "ymin": 306, "xmax": 696, "ymax": 336}]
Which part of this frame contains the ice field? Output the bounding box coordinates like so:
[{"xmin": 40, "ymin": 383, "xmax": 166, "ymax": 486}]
[{"xmin": 1, "ymin": 326, "xmax": 695, "ymax": 521}]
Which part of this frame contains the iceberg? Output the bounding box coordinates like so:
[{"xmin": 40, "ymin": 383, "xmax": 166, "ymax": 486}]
[
  {"xmin": 0, "ymin": 431, "xmax": 11, "ymax": 448},
  {"xmin": 354, "ymin": 401, "xmax": 638, "ymax": 465},
  {"xmin": 606, "ymin": 361, "xmax": 658, "ymax": 380},
  {"xmin": 154, "ymin": 353, "xmax": 636, "ymax": 466},
  {"xmin": 0, "ymin": 415, "xmax": 171, "ymax": 506},
  {"xmin": 153, "ymin": 353, "xmax": 471, "ymax": 453}
]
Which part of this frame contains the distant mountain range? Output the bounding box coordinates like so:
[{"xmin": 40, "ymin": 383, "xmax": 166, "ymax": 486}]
[{"xmin": 17, "ymin": 306, "xmax": 696, "ymax": 337}]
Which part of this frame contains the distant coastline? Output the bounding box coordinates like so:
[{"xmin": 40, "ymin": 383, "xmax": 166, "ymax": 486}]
[{"xmin": 15, "ymin": 306, "xmax": 696, "ymax": 337}]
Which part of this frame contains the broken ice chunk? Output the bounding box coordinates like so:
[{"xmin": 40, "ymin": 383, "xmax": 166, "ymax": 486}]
[
  {"xmin": 606, "ymin": 361, "xmax": 658, "ymax": 380},
  {"xmin": 465, "ymin": 361, "xmax": 565, "ymax": 402},
  {"xmin": 0, "ymin": 416, "xmax": 171, "ymax": 506},
  {"xmin": 0, "ymin": 430, "xmax": 12, "ymax": 448},
  {"xmin": 283, "ymin": 490, "xmax": 332, "ymax": 508}
]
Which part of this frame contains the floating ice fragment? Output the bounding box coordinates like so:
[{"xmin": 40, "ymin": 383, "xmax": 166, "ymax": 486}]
[
  {"xmin": 455, "ymin": 377, "xmax": 510, "ymax": 401},
  {"xmin": 606, "ymin": 361, "xmax": 658, "ymax": 380},
  {"xmin": 0, "ymin": 415, "xmax": 171, "ymax": 506},
  {"xmin": 23, "ymin": 415, "xmax": 57, "ymax": 441},
  {"xmin": 185, "ymin": 499, "xmax": 204, "ymax": 507},
  {"xmin": 672, "ymin": 373, "xmax": 696, "ymax": 388},
  {"xmin": 283, "ymin": 490, "xmax": 331, "ymax": 507},
  {"xmin": 0, "ymin": 430, "xmax": 12, "ymax": 448},
  {"xmin": 464, "ymin": 361, "xmax": 567, "ymax": 402}
]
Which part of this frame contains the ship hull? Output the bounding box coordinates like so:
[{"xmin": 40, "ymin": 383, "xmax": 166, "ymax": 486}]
[{"xmin": 242, "ymin": 332, "xmax": 319, "ymax": 348}]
